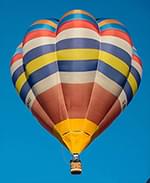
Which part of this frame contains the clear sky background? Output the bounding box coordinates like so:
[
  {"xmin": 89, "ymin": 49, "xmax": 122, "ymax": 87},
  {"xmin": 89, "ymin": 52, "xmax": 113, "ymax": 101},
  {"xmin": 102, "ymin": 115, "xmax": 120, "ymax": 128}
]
[{"xmin": 0, "ymin": 0, "xmax": 150, "ymax": 182}]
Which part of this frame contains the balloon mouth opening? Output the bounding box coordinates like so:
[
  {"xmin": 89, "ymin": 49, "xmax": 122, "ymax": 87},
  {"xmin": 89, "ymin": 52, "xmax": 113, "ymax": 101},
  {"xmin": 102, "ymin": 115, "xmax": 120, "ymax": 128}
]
[{"xmin": 70, "ymin": 153, "xmax": 82, "ymax": 175}]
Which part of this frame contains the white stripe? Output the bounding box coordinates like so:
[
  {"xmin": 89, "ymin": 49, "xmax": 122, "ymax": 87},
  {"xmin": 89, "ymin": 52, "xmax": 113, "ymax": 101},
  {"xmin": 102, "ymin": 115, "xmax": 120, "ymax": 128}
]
[
  {"xmin": 60, "ymin": 71, "xmax": 95, "ymax": 83},
  {"xmin": 23, "ymin": 37, "xmax": 56, "ymax": 55},
  {"xmin": 118, "ymin": 90, "xmax": 128, "ymax": 110},
  {"xmin": 95, "ymin": 71, "xmax": 122, "ymax": 97},
  {"xmin": 25, "ymin": 71, "xmax": 95, "ymax": 107},
  {"xmin": 30, "ymin": 71, "xmax": 97, "ymax": 97},
  {"xmin": 132, "ymin": 59, "xmax": 142, "ymax": 78},
  {"xmin": 101, "ymin": 36, "xmax": 132, "ymax": 56},
  {"xmin": 32, "ymin": 72, "xmax": 61, "ymax": 96},
  {"xmin": 25, "ymin": 90, "xmax": 36, "ymax": 109},
  {"xmin": 26, "ymin": 70, "xmax": 122, "ymax": 102},
  {"xmin": 10, "ymin": 59, "xmax": 23, "ymax": 76},
  {"xmin": 24, "ymin": 71, "xmax": 128, "ymax": 110},
  {"xmin": 56, "ymin": 28, "xmax": 100, "ymax": 42}
]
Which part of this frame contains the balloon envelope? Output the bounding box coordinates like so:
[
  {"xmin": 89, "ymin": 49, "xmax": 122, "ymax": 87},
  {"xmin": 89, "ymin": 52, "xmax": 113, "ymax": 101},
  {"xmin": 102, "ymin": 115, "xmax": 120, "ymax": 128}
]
[{"xmin": 10, "ymin": 9, "xmax": 142, "ymax": 154}]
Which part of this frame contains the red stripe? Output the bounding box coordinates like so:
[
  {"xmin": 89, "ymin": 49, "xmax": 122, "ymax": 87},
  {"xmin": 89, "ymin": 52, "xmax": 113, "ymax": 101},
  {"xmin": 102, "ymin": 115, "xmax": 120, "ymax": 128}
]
[
  {"xmin": 100, "ymin": 29, "xmax": 132, "ymax": 45},
  {"xmin": 57, "ymin": 20, "xmax": 98, "ymax": 34},
  {"xmin": 31, "ymin": 100, "xmax": 54, "ymax": 134},
  {"xmin": 91, "ymin": 99, "xmax": 121, "ymax": 140},
  {"xmin": 86, "ymin": 83, "xmax": 117, "ymax": 124},
  {"xmin": 23, "ymin": 30, "xmax": 56, "ymax": 45},
  {"xmin": 132, "ymin": 54, "xmax": 142, "ymax": 67},
  {"xmin": 10, "ymin": 53, "xmax": 22, "ymax": 66}
]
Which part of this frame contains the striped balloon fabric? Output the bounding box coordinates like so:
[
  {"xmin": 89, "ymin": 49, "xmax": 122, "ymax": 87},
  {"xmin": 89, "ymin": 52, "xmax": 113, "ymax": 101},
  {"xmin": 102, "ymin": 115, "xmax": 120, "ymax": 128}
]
[{"xmin": 10, "ymin": 10, "xmax": 142, "ymax": 154}]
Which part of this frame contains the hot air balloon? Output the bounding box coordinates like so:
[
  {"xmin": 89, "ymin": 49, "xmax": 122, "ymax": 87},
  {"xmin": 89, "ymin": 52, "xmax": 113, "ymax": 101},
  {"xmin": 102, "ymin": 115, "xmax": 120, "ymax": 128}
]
[{"xmin": 10, "ymin": 9, "xmax": 142, "ymax": 174}]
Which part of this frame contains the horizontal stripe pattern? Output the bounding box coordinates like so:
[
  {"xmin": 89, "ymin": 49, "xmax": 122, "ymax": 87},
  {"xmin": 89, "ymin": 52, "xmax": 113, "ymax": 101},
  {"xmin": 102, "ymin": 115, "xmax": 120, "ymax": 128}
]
[
  {"xmin": 58, "ymin": 13, "xmax": 97, "ymax": 29},
  {"xmin": 10, "ymin": 58, "xmax": 22, "ymax": 75},
  {"xmin": 24, "ymin": 44, "xmax": 56, "ymax": 65},
  {"xmin": 100, "ymin": 23, "xmax": 128, "ymax": 33},
  {"xmin": 10, "ymin": 10, "xmax": 143, "ymax": 147},
  {"xmin": 27, "ymin": 23, "xmax": 56, "ymax": 33},
  {"xmin": 23, "ymin": 37, "xmax": 56, "ymax": 55}
]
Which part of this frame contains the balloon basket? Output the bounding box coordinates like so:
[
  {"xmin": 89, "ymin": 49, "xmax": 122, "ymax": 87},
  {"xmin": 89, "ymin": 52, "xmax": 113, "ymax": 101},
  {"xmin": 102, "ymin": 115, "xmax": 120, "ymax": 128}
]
[{"xmin": 70, "ymin": 153, "xmax": 82, "ymax": 175}]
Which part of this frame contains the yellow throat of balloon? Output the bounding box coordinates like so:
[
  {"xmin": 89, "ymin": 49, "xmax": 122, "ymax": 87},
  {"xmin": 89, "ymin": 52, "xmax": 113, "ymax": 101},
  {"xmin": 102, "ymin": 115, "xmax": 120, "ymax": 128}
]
[{"xmin": 53, "ymin": 119, "xmax": 98, "ymax": 154}]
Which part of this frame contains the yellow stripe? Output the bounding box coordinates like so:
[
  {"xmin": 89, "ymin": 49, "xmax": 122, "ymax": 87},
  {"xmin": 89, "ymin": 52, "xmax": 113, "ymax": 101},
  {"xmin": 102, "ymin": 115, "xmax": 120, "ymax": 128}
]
[
  {"xmin": 57, "ymin": 49, "xmax": 129, "ymax": 76},
  {"xmin": 54, "ymin": 119, "xmax": 98, "ymax": 153},
  {"xmin": 26, "ymin": 49, "xmax": 129, "ymax": 77},
  {"xmin": 127, "ymin": 73, "xmax": 138, "ymax": 95},
  {"xmin": 98, "ymin": 19, "xmax": 123, "ymax": 27},
  {"xmin": 99, "ymin": 50, "xmax": 129, "ymax": 76},
  {"xmin": 26, "ymin": 52, "xmax": 57, "ymax": 76},
  {"xmin": 32, "ymin": 19, "xmax": 57, "ymax": 28},
  {"xmin": 57, "ymin": 49, "xmax": 99, "ymax": 60},
  {"xmin": 15, "ymin": 73, "xmax": 27, "ymax": 93}
]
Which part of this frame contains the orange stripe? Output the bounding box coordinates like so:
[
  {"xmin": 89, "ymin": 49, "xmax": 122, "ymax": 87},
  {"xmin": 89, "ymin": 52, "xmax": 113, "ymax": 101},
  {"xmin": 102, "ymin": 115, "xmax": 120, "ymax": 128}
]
[
  {"xmin": 60, "ymin": 9, "xmax": 95, "ymax": 21},
  {"xmin": 98, "ymin": 19, "xmax": 123, "ymax": 27},
  {"xmin": 10, "ymin": 53, "xmax": 22, "ymax": 65},
  {"xmin": 23, "ymin": 30, "xmax": 56, "ymax": 44},
  {"xmin": 133, "ymin": 54, "xmax": 142, "ymax": 67},
  {"xmin": 32, "ymin": 19, "xmax": 57, "ymax": 28},
  {"xmin": 100, "ymin": 29, "xmax": 132, "ymax": 45},
  {"xmin": 57, "ymin": 20, "xmax": 98, "ymax": 34}
]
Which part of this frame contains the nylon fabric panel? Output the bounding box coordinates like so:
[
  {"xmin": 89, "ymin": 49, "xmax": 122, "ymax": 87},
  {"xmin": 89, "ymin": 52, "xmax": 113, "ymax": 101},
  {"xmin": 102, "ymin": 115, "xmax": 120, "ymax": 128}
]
[{"xmin": 10, "ymin": 10, "xmax": 143, "ymax": 154}]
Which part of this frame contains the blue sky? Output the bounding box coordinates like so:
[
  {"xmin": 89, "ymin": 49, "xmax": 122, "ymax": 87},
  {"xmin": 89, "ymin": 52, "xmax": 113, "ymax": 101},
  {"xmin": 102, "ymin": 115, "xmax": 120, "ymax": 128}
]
[{"xmin": 0, "ymin": 0, "xmax": 150, "ymax": 182}]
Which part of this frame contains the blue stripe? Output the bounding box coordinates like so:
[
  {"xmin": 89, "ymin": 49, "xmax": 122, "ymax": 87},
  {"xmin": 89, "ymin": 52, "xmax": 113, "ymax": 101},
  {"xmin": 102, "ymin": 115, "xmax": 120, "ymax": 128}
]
[
  {"xmin": 13, "ymin": 47, "xmax": 22, "ymax": 56},
  {"xmin": 27, "ymin": 60, "xmax": 97, "ymax": 86},
  {"xmin": 28, "ymin": 62, "xmax": 58, "ymax": 87},
  {"xmin": 100, "ymin": 23, "xmax": 128, "ymax": 33},
  {"xmin": 23, "ymin": 44, "xmax": 56, "ymax": 65},
  {"xmin": 58, "ymin": 14, "xmax": 97, "ymax": 28},
  {"xmin": 101, "ymin": 42, "xmax": 131, "ymax": 66},
  {"xmin": 130, "ymin": 66, "xmax": 141, "ymax": 86},
  {"xmin": 27, "ymin": 24, "xmax": 56, "ymax": 33},
  {"xmin": 57, "ymin": 38, "xmax": 131, "ymax": 66},
  {"xmin": 133, "ymin": 48, "xmax": 140, "ymax": 57},
  {"xmin": 12, "ymin": 66, "xmax": 24, "ymax": 84},
  {"xmin": 124, "ymin": 81, "xmax": 133, "ymax": 104},
  {"xmin": 57, "ymin": 38, "xmax": 99, "ymax": 50},
  {"xmin": 26, "ymin": 59, "xmax": 128, "ymax": 89},
  {"xmin": 20, "ymin": 82, "xmax": 31, "ymax": 103},
  {"xmin": 97, "ymin": 61, "xmax": 127, "ymax": 87},
  {"xmin": 58, "ymin": 60, "xmax": 98, "ymax": 72},
  {"xmin": 23, "ymin": 38, "xmax": 131, "ymax": 67}
]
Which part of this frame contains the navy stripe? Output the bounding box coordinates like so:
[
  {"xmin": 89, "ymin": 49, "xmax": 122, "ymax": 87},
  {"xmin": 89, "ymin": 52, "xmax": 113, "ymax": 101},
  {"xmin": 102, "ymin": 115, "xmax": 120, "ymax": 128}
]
[
  {"xmin": 23, "ymin": 38, "xmax": 131, "ymax": 67},
  {"xmin": 27, "ymin": 60, "xmax": 98, "ymax": 86},
  {"xmin": 26, "ymin": 59, "xmax": 128, "ymax": 87},
  {"xmin": 23, "ymin": 44, "xmax": 56, "ymax": 65},
  {"xmin": 20, "ymin": 82, "xmax": 31, "ymax": 103},
  {"xmin": 56, "ymin": 38, "xmax": 99, "ymax": 50},
  {"xmin": 101, "ymin": 43, "xmax": 131, "ymax": 66},
  {"xmin": 28, "ymin": 62, "xmax": 58, "ymax": 87},
  {"xmin": 97, "ymin": 61, "xmax": 127, "ymax": 87},
  {"xmin": 58, "ymin": 60, "xmax": 98, "ymax": 72},
  {"xmin": 130, "ymin": 66, "xmax": 141, "ymax": 86},
  {"xmin": 57, "ymin": 38, "xmax": 130, "ymax": 66},
  {"xmin": 124, "ymin": 81, "xmax": 133, "ymax": 104},
  {"xmin": 12, "ymin": 66, "xmax": 24, "ymax": 84},
  {"xmin": 57, "ymin": 38, "xmax": 130, "ymax": 65}
]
